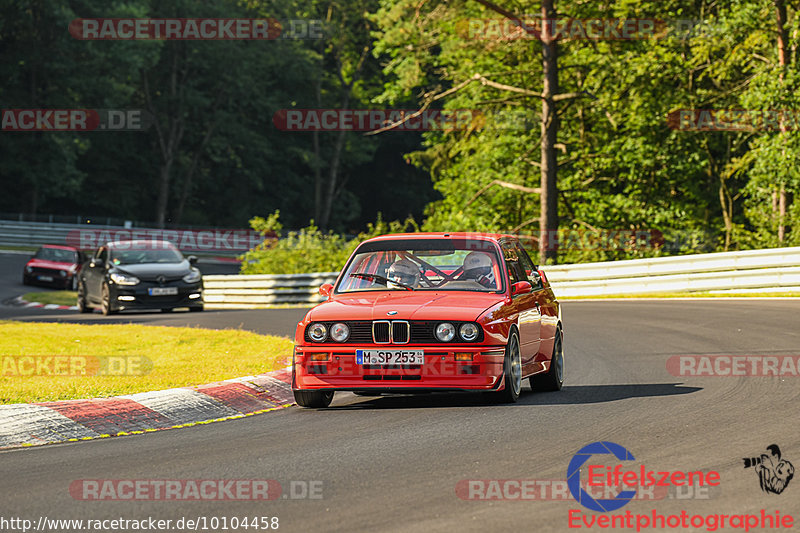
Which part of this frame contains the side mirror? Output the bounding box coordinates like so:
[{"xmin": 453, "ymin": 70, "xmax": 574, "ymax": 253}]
[
  {"xmin": 529, "ymin": 271, "xmax": 542, "ymax": 288},
  {"xmin": 511, "ymin": 281, "xmax": 532, "ymax": 296},
  {"xmin": 187, "ymin": 255, "xmax": 198, "ymax": 266},
  {"xmin": 319, "ymin": 283, "xmax": 333, "ymax": 297}
]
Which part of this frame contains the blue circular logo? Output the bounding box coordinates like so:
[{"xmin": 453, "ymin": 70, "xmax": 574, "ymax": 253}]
[{"xmin": 567, "ymin": 441, "xmax": 637, "ymax": 512}]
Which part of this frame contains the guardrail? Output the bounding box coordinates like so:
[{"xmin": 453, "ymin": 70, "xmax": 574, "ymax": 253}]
[
  {"xmin": 0, "ymin": 220, "xmax": 260, "ymax": 257},
  {"xmin": 202, "ymin": 247, "xmax": 800, "ymax": 307}
]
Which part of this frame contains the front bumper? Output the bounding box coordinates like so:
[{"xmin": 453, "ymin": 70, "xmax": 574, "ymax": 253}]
[
  {"xmin": 110, "ymin": 282, "xmax": 203, "ymax": 310},
  {"xmin": 293, "ymin": 345, "xmax": 506, "ymax": 391}
]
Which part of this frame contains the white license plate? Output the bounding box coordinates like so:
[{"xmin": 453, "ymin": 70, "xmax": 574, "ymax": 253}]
[
  {"xmin": 357, "ymin": 349, "xmax": 424, "ymax": 365},
  {"xmin": 148, "ymin": 287, "xmax": 178, "ymax": 296},
  {"xmin": 38, "ymin": 275, "xmax": 53, "ymax": 282}
]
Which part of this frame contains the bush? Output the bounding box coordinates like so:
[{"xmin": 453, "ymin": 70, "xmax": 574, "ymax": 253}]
[{"xmin": 239, "ymin": 211, "xmax": 419, "ymax": 274}]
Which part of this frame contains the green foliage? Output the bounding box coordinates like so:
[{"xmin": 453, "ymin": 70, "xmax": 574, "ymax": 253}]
[{"xmin": 240, "ymin": 211, "xmax": 419, "ymax": 274}]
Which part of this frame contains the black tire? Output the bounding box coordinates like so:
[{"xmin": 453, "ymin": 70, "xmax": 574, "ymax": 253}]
[
  {"xmin": 22, "ymin": 275, "xmax": 31, "ymax": 286},
  {"xmin": 294, "ymin": 390, "xmax": 334, "ymax": 408},
  {"xmin": 160, "ymin": 308, "xmax": 174, "ymax": 313},
  {"xmin": 77, "ymin": 282, "xmax": 93, "ymax": 313},
  {"xmin": 101, "ymin": 284, "xmax": 116, "ymax": 316},
  {"xmin": 493, "ymin": 329, "xmax": 522, "ymax": 403},
  {"xmin": 530, "ymin": 328, "xmax": 564, "ymax": 392},
  {"xmin": 189, "ymin": 305, "xmax": 204, "ymax": 312},
  {"xmin": 69, "ymin": 276, "xmax": 78, "ymax": 291}
]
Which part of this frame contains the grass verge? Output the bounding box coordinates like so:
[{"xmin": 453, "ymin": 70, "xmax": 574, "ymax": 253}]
[
  {"xmin": 560, "ymin": 291, "xmax": 800, "ymax": 299},
  {"xmin": 22, "ymin": 291, "xmax": 77, "ymax": 306},
  {"xmin": 0, "ymin": 321, "xmax": 293, "ymax": 404}
]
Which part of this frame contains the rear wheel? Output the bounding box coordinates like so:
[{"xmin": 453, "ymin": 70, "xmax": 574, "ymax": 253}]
[
  {"xmin": 77, "ymin": 281, "xmax": 93, "ymax": 314},
  {"xmin": 189, "ymin": 305, "xmax": 204, "ymax": 312},
  {"xmin": 294, "ymin": 390, "xmax": 334, "ymax": 408},
  {"xmin": 493, "ymin": 329, "xmax": 522, "ymax": 403},
  {"xmin": 530, "ymin": 328, "xmax": 563, "ymax": 392}
]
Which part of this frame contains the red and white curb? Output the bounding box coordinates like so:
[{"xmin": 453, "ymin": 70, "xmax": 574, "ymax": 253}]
[
  {"xmin": 9, "ymin": 295, "xmax": 78, "ymax": 311},
  {"xmin": 0, "ymin": 368, "xmax": 294, "ymax": 449}
]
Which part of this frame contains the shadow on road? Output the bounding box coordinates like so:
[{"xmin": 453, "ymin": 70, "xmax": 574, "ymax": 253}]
[{"xmin": 327, "ymin": 382, "xmax": 702, "ymax": 410}]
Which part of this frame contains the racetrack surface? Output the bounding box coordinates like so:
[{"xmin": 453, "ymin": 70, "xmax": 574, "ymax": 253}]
[{"xmin": 2, "ymin": 299, "xmax": 799, "ymax": 532}]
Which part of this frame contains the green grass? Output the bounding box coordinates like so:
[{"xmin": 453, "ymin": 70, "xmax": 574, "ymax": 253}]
[
  {"xmin": 560, "ymin": 291, "xmax": 800, "ymax": 299},
  {"xmin": 0, "ymin": 321, "xmax": 293, "ymax": 404},
  {"xmin": 22, "ymin": 291, "xmax": 77, "ymax": 306}
]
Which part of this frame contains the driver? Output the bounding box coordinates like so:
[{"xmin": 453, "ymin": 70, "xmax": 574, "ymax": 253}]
[
  {"xmin": 462, "ymin": 251, "xmax": 496, "ymax": 288},
  {"xmin": 386, "ymin": 259, "xmax": 420, "ymax": 289}
]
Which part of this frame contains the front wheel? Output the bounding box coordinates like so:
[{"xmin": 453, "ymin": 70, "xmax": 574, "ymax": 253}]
[
  {"xmin": 492, "ymin": 329, "xmax": 522, "ymax": 403},
  {"xmin": 101, "ymin": 284, "xmax": 117, "ymax": 316},
  {"xmin": 530, "ymin": 328, "xmax": 564, "ymax": 392},
  {"xmin": 294, "ymin": 390, "xmax": 334, "ymax": 408}
]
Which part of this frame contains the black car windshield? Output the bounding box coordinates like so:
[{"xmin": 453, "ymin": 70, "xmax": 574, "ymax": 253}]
[
  {"xmin": 337, "ymin": 239, "xmax": 504, "ymax": 293},
  {"xmin": 35, "ymin": 247, "xmax": 78, "ymax": 263},
  {"xmin": 110, "ymin": 247, "xmax": 184, "ymax": 265}
]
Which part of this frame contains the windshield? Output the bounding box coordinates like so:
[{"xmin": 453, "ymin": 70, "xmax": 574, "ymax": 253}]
[
  {"xmin": 35, "ymin": 247, "xmax": 78, "ymax": 263},
  {"xmin": 110, "ymin": 247, "xmax": 184, "ymax": 265},
  {"xmin": 337, "ymin": 239, "xmax": 504, "ymax": 293}
]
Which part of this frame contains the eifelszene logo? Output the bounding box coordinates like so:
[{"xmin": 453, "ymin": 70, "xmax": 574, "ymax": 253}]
[{"xmin": 743, "ymin": 444, "xmax": 795, "ymax": 495}]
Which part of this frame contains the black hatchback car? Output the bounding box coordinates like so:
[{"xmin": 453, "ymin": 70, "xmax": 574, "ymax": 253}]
[{"xmin": 77, "ymin": 240, "xmax": 204, "ymax": 315}]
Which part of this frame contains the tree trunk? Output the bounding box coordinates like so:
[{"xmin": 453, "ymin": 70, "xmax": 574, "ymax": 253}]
[
  {"xmin": 775, "ymin": 0, "xmax": 790, "ymax": 242},
  {"xmin": 540, "ymin": 0, "xmax": 559, "ymax": 264}
]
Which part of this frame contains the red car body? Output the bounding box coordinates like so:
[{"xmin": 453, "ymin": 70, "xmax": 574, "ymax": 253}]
[
  {"xmin": 23, "ymin": 245, "xmax": 84, "ymax": 290},
  {"xmin": 292, "ymin": 233, "xmax": 563, "ymax": 407}
]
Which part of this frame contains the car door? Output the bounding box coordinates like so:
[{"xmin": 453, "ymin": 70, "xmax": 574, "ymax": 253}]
[
  {"xmin": 501, "ymin": 241, "xmax": 541, "ymax": 372},
  {"xmin": 516, "ymin": 244, "xmax": 555, "ymax": 365},
  {"xmin": 85, "ymin": 246, "xmax": 108, "ymax": 302}
]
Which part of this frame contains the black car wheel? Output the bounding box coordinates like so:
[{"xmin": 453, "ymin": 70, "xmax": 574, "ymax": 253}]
[
  {"xmin": 69, "ymin": 276, "xmax": 78, "ymax": 291},
  {"xmin": 77, "ymin": 281, "xmax": 93, "ymax": 314},
  {"xmin": 493, "ymin": 329, "xmax": 522, "ymax": 403},
  {"xmin": 101, "ymin": 284, "xmax": 117, "ymax": 316},
  {"xmin": 189, "ymin": 305, "xmax": 204, "ymax": 312},
  {"xmin": 530, "ymin": 328, "xmax": 564, "ymax": 392},
  {"xmin": 22, "ymin": 275, "xmax": 31, "ymax": 286},
  {"xmin": 294, "ymin": 390, "xmax": 334, "ymax": 408}
]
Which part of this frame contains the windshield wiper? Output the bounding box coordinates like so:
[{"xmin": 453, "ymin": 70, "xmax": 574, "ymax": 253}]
[{"xmin": 349, "ymin": 272, "xmax": 414, "ymax": 291}]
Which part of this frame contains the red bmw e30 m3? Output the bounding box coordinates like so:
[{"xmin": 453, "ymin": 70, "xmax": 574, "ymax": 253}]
[{"xmin": 292, "ymin": 232, "xmax": 563, "ymax": 408}]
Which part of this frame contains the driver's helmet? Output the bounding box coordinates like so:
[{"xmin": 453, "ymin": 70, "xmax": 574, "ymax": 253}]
[
  {"xmin": 463, "ymin": 251, "xmax": 493, "ymax": 280},
  {"xmin": 387, "ymin": 259, "xmax": 420, "ymax": 288}
]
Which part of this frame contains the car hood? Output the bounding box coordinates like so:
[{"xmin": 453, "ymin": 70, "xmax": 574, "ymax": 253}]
[
  {"xmin": 306, "ymin": 291, "xmax": 503, "ymax": 322},
  {"xmin": 113, "ymin": 261, "xmax": 192, "ymax": 278},
  {"xmin": 27, "ymin": 259, "xmax": 76, "ymax": 271}
]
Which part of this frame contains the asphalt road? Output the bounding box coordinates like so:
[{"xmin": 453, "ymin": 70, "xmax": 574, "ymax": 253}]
[{"xmin": 2, "ymin": 295, "xmax": 799, "ymax": 532}]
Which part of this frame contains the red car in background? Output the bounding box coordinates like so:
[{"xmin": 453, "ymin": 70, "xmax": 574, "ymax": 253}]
[
  {"xmin": 22, "ymin": 245, "xmax": 84, "ymax": 290},
  {"xmin": 292, "ymin": 233, "xmax": 563, "ymax": 408}
]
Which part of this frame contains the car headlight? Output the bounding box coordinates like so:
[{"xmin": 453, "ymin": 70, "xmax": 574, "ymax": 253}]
[
  {"xmin": 59, "ymin": 270, "xmax": 67, "ymax": 277},
  {"xmin": 182, "ymin": 269, "xmax": 202, "ymax": 283},
  {"xmin": 435, "ymin": 322, "xmax": 456, "ymax": 342},
  {"xmin": 25, "ymin": 266, "xmax": 32, "ymax": 273},
  {"xmin": 109, "ymin": 272, "xmax": 140, "ymax": 286},
  {"xmin": 308, "ymin": 323, "xmax": 328, "ymax": 342},
  {"xmin": 330, "ymin": 322, "xmax": 350, "ymax": 342},
  {"xmin": 460, "ymin": 323, "xmax": 480, "ymax": 342}
]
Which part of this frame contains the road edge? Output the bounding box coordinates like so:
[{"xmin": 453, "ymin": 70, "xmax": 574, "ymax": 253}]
[{"xmin": 0, "ymin": 368, "xmax": 294, "ymax": 450}]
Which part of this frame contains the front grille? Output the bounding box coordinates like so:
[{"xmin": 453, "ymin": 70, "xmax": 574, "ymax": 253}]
[
  {"xmin": 372, "ymin": 321, "xmax": 390, "ymax": 343},
  {"xmin": 31, "ymin": 267, "xmax": 60, "ymax": 276},
  {"xmin": 392, "ymin": 321, "xmax": 409, "ymax": 344}
]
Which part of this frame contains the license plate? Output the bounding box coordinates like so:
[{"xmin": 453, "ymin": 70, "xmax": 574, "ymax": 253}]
[
  {"xmin": 357, "ymin": 349, "xmax": 424, "ymax": 365},
  {"xmin": 148, "ymin": 287, "xmax": 178, "ymax": 296},
  {"xmin": 38, "ymin": 275, "xmax": 53, "ymax": 282}
]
